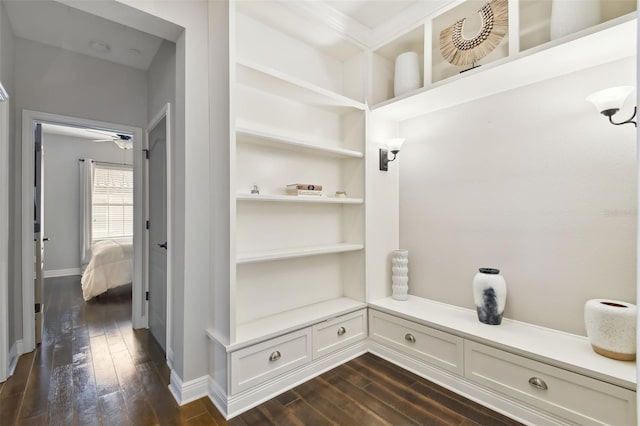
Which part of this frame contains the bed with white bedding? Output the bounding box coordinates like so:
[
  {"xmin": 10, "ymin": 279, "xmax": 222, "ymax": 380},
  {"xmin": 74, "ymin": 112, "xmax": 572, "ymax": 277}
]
[{"xmin": 81, "ymin": 238, "xmax": 133, "ymax": 301}]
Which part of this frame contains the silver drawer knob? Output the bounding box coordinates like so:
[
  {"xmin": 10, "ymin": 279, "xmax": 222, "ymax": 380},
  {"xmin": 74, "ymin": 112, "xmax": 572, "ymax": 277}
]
[
  {"xmin": 528, "ymin": 377, "xmax": 548, "ymax": 390},
  {"xmin": 405, "ymin": 333, "xmax": 416, "ymax": 343},
  {"xmin": 337, "ymin": 326, "xmax": 346, "ymax": 336},
  {"xmin": 269, "ymin": 351, "xmax": 281, "ymax": 362}
]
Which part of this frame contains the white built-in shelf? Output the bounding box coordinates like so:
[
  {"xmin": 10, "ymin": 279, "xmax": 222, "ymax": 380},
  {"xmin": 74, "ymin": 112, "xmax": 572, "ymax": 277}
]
[
  {"xmin": 236, "ymin": 123, "xmax": 363, "ymax": 158},
  {"xmin": 236, "ymin": 194, "xmax": 364, "ymax": 204},
  {"xmin": 237, "ymin": 243, "xmax": 364, "ymax": 264},
  {"xmin": 373, "ymin": 15, "xmax": 636, "ymax": 122},
  {"xmin": 369, "ymin": 296, "xmax": 637, "ymax": 390},
  {"xmin": 208, "ymin": 297, "xmax": 367, "ymax": 351},
  {"xmin": 237, "ymin": 59, "xmax": 367, "ymax": 113}
]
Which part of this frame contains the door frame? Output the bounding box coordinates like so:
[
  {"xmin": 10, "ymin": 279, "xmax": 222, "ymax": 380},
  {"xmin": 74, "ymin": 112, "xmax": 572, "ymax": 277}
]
[
  {"xmin": 21, "ymin": 110, "xmax": 145, "ymax": 352},
  {"xmin": 145, "ymin": 103, "xmax": 172, "ymax": 363},
  {"xmin": 0, "ymin": 96, "xmax": 9, "ymax": 382}
]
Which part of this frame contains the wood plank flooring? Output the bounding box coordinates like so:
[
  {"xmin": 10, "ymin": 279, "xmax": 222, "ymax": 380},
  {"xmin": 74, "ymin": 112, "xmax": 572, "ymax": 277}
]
[{"xmin": 0, "ymin": 275, "xmax": 522, "ymax": 425}]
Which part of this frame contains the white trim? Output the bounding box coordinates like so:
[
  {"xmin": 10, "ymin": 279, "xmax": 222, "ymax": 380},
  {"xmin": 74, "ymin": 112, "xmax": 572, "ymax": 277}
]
[
  {"xmin": 208, "ymin": 378, "xmax": 229, "ymax": 419},
  {"xmin": 145, "ymin": 103, "xmax": 172, "ymax": 357},
  {"xmin": 21, "ymin": 110, "xmax": 145, "ymax": 353},
  {"xmin": 169, "ymin": 369, "xmax": 209, "ymax": 405},
  {"xmin": 7, "ymin": 339, "xmax": 25, "ymax": 378},
  {"xmin": 0, "ymin": 99, "xmax": 9, "ymax": 382},
  {"xmin": 43, "ymin": 268, "xmax": 82, "ymax": 278}
]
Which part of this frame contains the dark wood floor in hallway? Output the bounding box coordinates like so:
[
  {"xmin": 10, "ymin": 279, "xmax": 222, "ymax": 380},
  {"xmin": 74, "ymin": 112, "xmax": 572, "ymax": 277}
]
[{"xmin": 0, "ymin": 276, "xmax": 522, "ymax": 426}]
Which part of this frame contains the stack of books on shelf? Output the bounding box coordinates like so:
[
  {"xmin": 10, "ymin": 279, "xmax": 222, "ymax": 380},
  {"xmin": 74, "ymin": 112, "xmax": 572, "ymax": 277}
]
[{"xmin": 286, "ymin": 183, "xmax": 323, "ymax": 196}]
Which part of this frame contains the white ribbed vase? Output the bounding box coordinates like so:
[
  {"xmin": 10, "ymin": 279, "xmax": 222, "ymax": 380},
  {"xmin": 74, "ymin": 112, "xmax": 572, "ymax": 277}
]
[
  {"xmin": 550, "ymin": 0, "xmax": 600, "ymax": 40},
  {"xmin": 394, "ymin": 52, "xmax": 421, "ymax": 97},
  {"xmin": 584, "ymin": 299, "xmax": 636, "ymax": 361},
  {"xmin": 391, "ymin": 249, "xmax": 409, "ymax": 301}
]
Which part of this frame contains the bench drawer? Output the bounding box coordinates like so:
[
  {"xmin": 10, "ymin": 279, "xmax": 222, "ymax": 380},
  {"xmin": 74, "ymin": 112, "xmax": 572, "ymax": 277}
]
[
  {"xmin": 369, "ymin": 309, "xmax": 463, "ymax": 374},
  {"xmin": 230, "ymin": 328, "xmax": 312, "ymax": 394},
  {"xmin": 464, "ymin": 340, "xmax": 636, "ymax": 426},
  {"xmin": 312, "ymin": 309, "xmax": 367, "ymax": 359}
]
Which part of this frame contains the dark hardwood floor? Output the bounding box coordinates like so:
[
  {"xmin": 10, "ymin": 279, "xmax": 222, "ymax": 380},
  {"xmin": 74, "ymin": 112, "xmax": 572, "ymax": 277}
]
[{"xmin": 0, "ymin": 275, "xmax": 522, "ymax": 426}]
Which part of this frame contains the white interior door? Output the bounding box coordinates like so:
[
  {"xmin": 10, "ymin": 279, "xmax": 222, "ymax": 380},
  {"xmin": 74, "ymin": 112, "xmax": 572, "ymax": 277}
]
[{"xmin": 148, "ymin": 116, "xmax": 167, "ymax": 351}]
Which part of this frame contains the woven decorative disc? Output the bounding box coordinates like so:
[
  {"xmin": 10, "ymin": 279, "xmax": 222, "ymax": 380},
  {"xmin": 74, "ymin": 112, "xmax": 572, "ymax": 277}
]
[{"xmin": 439, "ymin": 0, "xmax": 508, "ymax": 67}]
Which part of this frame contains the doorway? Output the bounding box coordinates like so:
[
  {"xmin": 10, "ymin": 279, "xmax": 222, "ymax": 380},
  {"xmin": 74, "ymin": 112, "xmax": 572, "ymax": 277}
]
[
  {"xmin": 146, "ymin": 104, "xmax": 171, "ymax": 353},
  {"xmin": 21, "ymin": 111, "xmax": 145, "ymax": 352}
]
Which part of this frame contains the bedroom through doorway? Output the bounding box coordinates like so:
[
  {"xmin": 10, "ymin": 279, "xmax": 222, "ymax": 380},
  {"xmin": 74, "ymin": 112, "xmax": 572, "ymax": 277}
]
[{"xmin": 21, "ymin": 111, "xmax": 147, "ymax": 353}]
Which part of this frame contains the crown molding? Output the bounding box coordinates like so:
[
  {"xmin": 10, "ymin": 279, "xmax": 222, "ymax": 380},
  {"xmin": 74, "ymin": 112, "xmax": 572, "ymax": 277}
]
[
  {"xmin": 287, "ymin": 0, "xmax": 373, "ymax": 48},
  {"xmin": 369, "ymin": 0, "xmax": 456, "ymax": 49}
]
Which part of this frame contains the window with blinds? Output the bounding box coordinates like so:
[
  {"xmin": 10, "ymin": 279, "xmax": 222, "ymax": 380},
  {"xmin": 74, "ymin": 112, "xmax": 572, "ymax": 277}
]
[{"xmin": 92, "ymin": 164, "xmax": 133, "ymax": 241}]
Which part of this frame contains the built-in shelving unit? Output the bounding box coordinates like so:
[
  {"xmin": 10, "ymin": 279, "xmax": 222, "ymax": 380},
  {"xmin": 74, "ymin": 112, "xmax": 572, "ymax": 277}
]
[
  {"xmin": 213, "ymin": 0, "xmax": 367, "ymax": 361},
  {"xmin": 370, "ymin": 0, "xmax": 636, "ymax": 111},
  {"xmin": 208, "ymin": 0, "xmax": 638, "ymax": 418}
]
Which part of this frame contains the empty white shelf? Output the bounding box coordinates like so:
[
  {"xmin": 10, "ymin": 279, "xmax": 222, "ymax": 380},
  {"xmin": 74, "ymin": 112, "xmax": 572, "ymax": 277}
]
[
  {"xmin": 236, "ymin": 123, "xmax": 363, "ymax": 158},
  {"xmin": 237, "ymin": 243, "xmax": 364, "ymax": 264},
  {"xmin": 237, "ymin": 59, "xmax": 366, "ymax": 113}
]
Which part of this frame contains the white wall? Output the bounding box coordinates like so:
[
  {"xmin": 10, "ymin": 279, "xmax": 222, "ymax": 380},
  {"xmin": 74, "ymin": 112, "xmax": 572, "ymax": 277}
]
[
  {"xmin": 42, "ymin": 134, "xmax": 133, "ymax": 274},
  {"xmin": 112, "ymin": 0, "xmax": 211, "ymax": 384},
  {"xmin": 399, "ymin": 57, "xmax": 637, "ymax": 336},
  {"xmin": 146, "ymin": 39, "xmax": 178, "ymax": 363},
  {"xmin": 0, "ymin": 0, "xmax": 16, "ymax": 373},
  {"xmin": 11, "ymin": 37, "xmax": 147, "ymax": 344}
]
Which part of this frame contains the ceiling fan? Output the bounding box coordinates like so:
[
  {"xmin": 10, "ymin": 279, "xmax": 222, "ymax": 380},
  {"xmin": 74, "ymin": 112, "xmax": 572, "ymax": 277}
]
[{"xmin": 87, "ymin": 129, "xmax": 134, "ymax": 150}]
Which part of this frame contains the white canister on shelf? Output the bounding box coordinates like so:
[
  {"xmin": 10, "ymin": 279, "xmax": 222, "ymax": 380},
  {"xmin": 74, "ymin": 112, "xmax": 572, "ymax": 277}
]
[
  {"xmin": 391, "ymin": 249, "xmax": 409, "ymax": 301},
  {"xmin": 550, "ymin": 0, "xmax": 601, "ymax": 41},
  {"xmin": 584, "ymin": 299, "xmax": 636, "ymax": 361},
  {"xmin": 394, "ymin": 52, "xmax": 421, "ymax": 97},
  {"xmin": 472, "ymin": 268, "xmax": 506, "ymax": 325}
]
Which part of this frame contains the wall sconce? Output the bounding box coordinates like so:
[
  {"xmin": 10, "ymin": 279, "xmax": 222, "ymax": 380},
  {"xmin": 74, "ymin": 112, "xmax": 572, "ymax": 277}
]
[
  {"xmin": 586, "ymin": 86, "xmax": 637, "ymax": 127},
  {"xmin": 379, "ymin": 138, "xmax": 405, "ymax": 171}
]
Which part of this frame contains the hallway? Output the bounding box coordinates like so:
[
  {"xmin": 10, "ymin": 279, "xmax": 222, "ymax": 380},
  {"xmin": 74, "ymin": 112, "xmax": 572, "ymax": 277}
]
[
  {"xmin": 0, "ymin": 276, "xmax": 521, "ymax": 425},
  {"xmin": 0, "ymin": 275, "xmax": 223, "ymax": 425}
]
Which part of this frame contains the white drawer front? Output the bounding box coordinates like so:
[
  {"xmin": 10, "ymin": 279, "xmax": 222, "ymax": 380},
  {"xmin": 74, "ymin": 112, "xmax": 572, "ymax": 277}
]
[
  {"xmin": 231, "ymin": 328, "xmax": 312, "ymax": 395},
  {"xmin": 312, "ymin": 309, "xmax": 367, "ymax": 359},
  {"xmin": 369, "ymin": 310, "xmax": 463, "ymax": 374},
  {"xmin": 464, "ymin": 341, "xmax": 637, "ymax": 426}
]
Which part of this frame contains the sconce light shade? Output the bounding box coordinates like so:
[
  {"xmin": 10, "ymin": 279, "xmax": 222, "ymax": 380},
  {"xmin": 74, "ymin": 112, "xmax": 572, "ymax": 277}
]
[
  {"xmin": 386, "ymin": 138, "xmax": 406, "ymax": 154},
  {"xmin": 380, "ymin": 138, "xmax": 406, "ymax": 171},
  {"xmin": 586, "ymin": 86, "xmax": 634, "ymax": 116},
  {"xmin": 586, "ymin": 86, "xmax": 637, "ymax": 127}
]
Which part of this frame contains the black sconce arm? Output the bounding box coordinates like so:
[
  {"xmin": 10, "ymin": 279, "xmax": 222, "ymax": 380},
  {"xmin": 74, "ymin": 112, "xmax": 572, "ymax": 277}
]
[{"xmin": 608, "ymin": 106, "xmax": 637, "ymax": 127}]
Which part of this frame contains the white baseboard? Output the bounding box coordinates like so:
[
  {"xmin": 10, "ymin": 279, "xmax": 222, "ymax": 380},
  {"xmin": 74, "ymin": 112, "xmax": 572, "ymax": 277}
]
[
  {"xmin": 208, "ymin": 378, "xmax": 229, "ymax": 419},
  {"xmin": 368, "ymin": 340, "xmax": 568, "ymax": 426},
  {"xmin": 43, "ymin": 268, "xmax": 81, "ymax": 278},
  {"xmin": 7, "ymin": 339, "xmax": 24, "ymax": 377},
  {"xmin": 168, "ymin": 368, "xmax": 209, "ymax": 405}
]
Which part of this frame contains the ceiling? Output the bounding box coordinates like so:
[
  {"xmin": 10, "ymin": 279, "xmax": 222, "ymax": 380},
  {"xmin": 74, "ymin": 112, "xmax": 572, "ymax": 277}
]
[
  {"xmin": 2, "ymin": 0, "xmax": 449, "ymax": 71},
  {"xmin": 3, "ymin": 0, "xmax": 164, "ymax": 70}
]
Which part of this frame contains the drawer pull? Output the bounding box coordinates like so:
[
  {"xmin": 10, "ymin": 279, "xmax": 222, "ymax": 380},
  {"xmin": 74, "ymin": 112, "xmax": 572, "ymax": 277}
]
[
  {"xmin": 337, "ymin": 326, "xmax": 346, "ymax": 336},
  {"xmin": 268, "ymin": 351, "xmax": 282, "ymax": 362},
  {"xmin": 528, "ymin": 377, "xmax": 548, "ymax": 390},
  {"xmin": 405, "ymin": 333, "xmax": 416, "ymax": 343}
]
